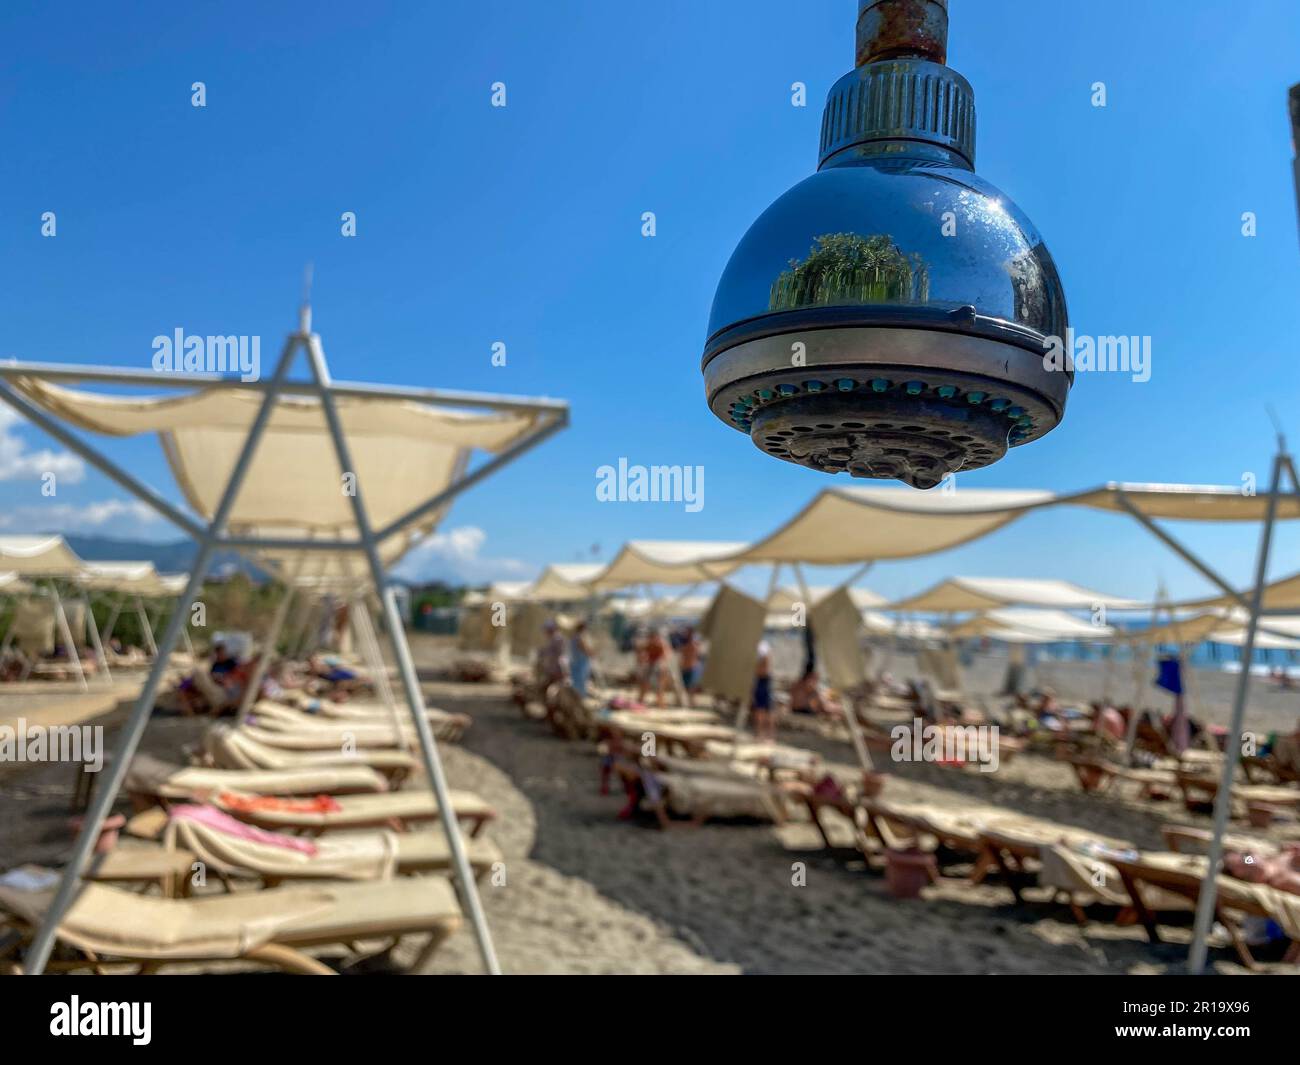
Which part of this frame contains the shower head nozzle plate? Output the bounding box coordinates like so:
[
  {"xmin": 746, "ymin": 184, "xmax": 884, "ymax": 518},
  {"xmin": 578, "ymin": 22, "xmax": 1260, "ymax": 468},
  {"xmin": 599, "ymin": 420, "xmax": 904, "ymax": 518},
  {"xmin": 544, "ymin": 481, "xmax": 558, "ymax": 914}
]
[{"xmin": 749, "ymin": 390, "xmax": 1008, "ymax": 490}]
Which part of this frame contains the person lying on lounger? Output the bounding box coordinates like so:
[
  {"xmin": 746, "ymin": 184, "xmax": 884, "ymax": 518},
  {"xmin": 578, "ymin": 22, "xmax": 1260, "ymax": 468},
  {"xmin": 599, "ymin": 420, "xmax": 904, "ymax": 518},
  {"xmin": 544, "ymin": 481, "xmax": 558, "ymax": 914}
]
[
  {"xmin": 307, "ymin": 652, "xmax": 369, "ymax": 696},
  {"xmin": 1225, "ymin": 843, "xmax": 1300, "ymax": 895},
  {"xmin": 788, "ymin": 667, "xmax": 842, "ymax": 720}
]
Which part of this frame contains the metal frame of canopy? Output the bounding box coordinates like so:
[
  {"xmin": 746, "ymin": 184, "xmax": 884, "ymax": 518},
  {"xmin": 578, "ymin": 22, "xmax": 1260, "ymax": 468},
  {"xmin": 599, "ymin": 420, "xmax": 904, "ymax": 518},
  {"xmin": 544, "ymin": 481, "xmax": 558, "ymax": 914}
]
[
  {"xmin": 0, "ymin": 537, "xmax": 94, "ymax": 690},
  {"xmin": 790, "ymin": 459, "xmax": 1300, "ymax": 972},
  {"xmin": 0, "ymin": 306, "xmax": 568, "ymax": 976},
  {"xmin": 84, "ymin": 567, "xmax": 197, "ymax": 676},
  {"xmin": 562, "ymin": 456, "xmax": 1300, "ymax": 972},
  {"xmin": 235, "ymin": 572, "xmax": 409, "ymax": 752},
  {"xmin": 0, "ymin": 578, "xmax": 90, "ymax": 690},
  {"xmin": 1109, "ymin": 443, "xmax": 1300, "ymax": 973}
]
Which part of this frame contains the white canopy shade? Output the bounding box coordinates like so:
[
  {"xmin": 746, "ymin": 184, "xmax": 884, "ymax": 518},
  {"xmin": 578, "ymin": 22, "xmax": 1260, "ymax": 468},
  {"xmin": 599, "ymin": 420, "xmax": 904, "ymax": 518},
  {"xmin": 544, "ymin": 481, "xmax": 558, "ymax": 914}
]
[
  {"xmin": 11, "ymin": 378, "xmax": 547, "ymax": 569},
  {"xmin": 766, "ymin": 584, "xmax": 886, "ymax": 612},
  {"xmin": 550, "ymin": 482, "xmax": 1300, "ymax": 593},
  {"xmin": 1175, "ymin": 570, "xmax": 1300, "ymax": 612},
  {"xmin": 862, "ymin": 611, "xmax": 939, "ymax": 638},
  {"xmin": 603, "ymin": 594, "xmax": 714, "ymax": 620},
  {"xmin": 735, "ymin": 487, "xmax": 1053, "ymax": 565},
  {"xmin": 0, "ymin": 572, "xmax": 34, "ymax": 594},
  {"xmin": 950, "ymin": 607, "xmax": 1115, "ymax": 641},
  {"xmin": 1126, "ymin": 607, "xmax": 1300, "ymax": 648},
  {"xmin": 0, "ymin": 534, "xmax": 85, "ymax": 576},
  {"xmin": 587, "ymin": 540, "xmax": 748, "ymax": 589},
  {"xmin": 78, "ymin": 561, "xmax": 192, "ymax": 597},
  {"xmin": 527, "ymin": 563, "xmax": 604, "ymax": 601},
  {"xmin": 461, "ymin": 580, "xmax": 534, "ymax": 606},
  {"xmin": 1209, "ymin": 627, "xmax": 1300, "ymax": 650},
  {"xmin": 886, "ymin": 576, "xmax": 1142, "ymax": 613},
  {"xmin": 724, "ymin": 483, "xmax": 1300, "ymax": 567}
]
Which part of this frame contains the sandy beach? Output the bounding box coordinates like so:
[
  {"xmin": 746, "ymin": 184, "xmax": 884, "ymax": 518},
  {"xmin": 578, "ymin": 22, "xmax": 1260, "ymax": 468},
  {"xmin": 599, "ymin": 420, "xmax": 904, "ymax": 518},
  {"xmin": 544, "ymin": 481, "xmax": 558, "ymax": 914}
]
[{"xmin": 6, "ymin": 633, "xmax": 1296, "ymax": 975}]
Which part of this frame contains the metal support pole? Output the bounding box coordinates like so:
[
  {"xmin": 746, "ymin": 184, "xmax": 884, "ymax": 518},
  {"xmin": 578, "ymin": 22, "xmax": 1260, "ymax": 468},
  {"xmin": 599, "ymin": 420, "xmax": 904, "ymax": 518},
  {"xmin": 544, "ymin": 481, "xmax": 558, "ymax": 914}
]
[
  {"xmin": 134, "ymin": 595, "xmax": 159, "ymax": 657},
  {"xmin": 49, "ymin": 583, "xmax": 87, "ymax": 692},
  {"xmin": 1187, "ymin": 450, "xmax": 1290, "ymax": 972},
  {"xmin": 304, "ymin": 332, "xmax": 501, "ymax": 975},
  {"xmin": 236, "ymin": 583, "xmax": 299, "ymax": 725},
  {"xmin": 23, "ymin": 333, "xmax": 300, "ymax": 975},
  {"xmin": 179, "ymin": 620, "xmax": 195, "ymax": 658},
  {"xmin": 350, "ymin": 595, "xmax": 408, "ymax": 750},
  {"xmin": 101, "ymin": 597, "xmax": 123, "ymax": 647},
  {"xmin": 79, "ymin": 592, "xmax": 112, "ymax": 684}
]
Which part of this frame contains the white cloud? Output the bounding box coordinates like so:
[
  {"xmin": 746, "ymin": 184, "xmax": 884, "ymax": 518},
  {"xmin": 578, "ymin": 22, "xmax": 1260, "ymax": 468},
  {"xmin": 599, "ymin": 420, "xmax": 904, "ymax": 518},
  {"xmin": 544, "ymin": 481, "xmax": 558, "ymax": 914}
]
[
  {"xmin": 0, "ymin": 405, "xmax": 85, "ymax": 483},
  {"xmin": 392, "ymin": 525, "xmax": 532, "ymax": 584},
  {"xmin": 0, "ymin": 498, "xmax": 164, "ymax": 535}
]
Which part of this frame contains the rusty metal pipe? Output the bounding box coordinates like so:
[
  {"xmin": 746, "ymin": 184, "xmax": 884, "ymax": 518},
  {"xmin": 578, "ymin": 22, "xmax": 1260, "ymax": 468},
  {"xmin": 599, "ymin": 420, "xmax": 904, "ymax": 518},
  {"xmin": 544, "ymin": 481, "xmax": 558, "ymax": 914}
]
[{"xmin": 856, "ymin": 0, "xmax": 948, "ymax": 66}]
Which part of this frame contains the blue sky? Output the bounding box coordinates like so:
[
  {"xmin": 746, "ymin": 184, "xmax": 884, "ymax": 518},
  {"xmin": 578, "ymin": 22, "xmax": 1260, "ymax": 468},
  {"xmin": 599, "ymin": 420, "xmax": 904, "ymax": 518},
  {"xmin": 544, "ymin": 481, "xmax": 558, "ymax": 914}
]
[{"xmin": 1, "ymin": 0, "xmax": 1298, "ymax": 602}]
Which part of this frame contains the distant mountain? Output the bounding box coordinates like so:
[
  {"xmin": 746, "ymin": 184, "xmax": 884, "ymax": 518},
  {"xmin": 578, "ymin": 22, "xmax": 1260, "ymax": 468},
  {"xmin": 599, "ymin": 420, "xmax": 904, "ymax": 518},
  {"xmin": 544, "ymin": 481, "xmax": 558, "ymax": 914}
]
[{"xmin": 56, "ymin": 534, "xmax": 267, "ymax": 580}]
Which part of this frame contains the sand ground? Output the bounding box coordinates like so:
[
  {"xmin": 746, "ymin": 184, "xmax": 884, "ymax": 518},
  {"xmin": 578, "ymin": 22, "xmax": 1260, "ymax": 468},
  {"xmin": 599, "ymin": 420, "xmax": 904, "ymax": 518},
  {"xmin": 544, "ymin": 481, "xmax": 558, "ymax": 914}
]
[{"xmin": 2, "ymin": 637, "xmax": 1297, "ymax": 974}]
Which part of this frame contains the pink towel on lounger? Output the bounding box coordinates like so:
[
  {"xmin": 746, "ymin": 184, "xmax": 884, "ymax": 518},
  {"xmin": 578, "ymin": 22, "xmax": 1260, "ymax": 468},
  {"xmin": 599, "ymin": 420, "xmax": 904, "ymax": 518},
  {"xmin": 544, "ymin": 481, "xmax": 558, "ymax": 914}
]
[{"xmin": 168, "ymin": 804, "xmax": 319, "ymax": 856}]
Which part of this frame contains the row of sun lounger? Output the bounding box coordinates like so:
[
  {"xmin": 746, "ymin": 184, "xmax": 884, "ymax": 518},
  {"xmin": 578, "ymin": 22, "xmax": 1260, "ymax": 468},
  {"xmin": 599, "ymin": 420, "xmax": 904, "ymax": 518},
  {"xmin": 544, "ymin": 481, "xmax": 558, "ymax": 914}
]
[
  {"xmin": 793, "ymin": 785, "xmax": 1300, "ymax": 969},
  {"xmin": 0, "ymin": 675, "xmax": 500, "ymax": 974},
  {"xmin": 512, "ymin": 676, "xmax": 829, "ymax": 827}
]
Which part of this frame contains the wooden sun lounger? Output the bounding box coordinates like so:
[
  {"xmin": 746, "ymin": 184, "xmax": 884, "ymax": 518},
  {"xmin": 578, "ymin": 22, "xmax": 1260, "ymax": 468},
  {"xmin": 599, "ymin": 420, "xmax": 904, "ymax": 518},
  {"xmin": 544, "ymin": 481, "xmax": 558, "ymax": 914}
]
[
  {"xmin": 1108, "ymin": 852, "xmax": 1300, "ymax": 969},
  {"xmin": 1065, "ymin": 754, "xmax": 1176, "ymax": 799},
  {"xmin": 259, "ymin": 698, "xmax": 470, "ymax": 742},
  {"xmin": 612, "ymin": 759, "xmax": 785, "ymax": 828},
  {"xmin": 126, "ymin": 753, "xmax": 389, "ymax": 801},
  {"xmin": 1161, "ymin": 824, "xmax": 1280, "ymax": 857},
  {"xmin": 211, "ymin": 789, "xmax": 497, "ymax": 837},
  {"xmin": 603, "ymin": 714, "xmax": 736, "ymax": 758},
  {"xmin": 126, "ymin": 754, "xmax": 497, "ymax": 837},
  {"xmin": 1174, "ymin": 770, "xmax": 1300, "ymax": 817},
  {"xmin": 0, "ymin": 868, "xmax": 462, "ymax": 974},
  {"xmin": 154, "ymin": 813, "xmax": 503, "ymax": 889},
  {"xmin": 203, "ymin": 723, "xmax": 416, "ymax": 783}
]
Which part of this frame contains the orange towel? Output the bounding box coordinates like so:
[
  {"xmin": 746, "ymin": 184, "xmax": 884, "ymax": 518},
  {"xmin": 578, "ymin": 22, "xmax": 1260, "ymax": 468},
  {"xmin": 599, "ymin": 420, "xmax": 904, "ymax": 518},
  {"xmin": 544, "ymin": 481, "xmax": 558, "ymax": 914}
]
[{"xmin": 216, "ymin": 792, "xmax": 341, "ymax": 814}]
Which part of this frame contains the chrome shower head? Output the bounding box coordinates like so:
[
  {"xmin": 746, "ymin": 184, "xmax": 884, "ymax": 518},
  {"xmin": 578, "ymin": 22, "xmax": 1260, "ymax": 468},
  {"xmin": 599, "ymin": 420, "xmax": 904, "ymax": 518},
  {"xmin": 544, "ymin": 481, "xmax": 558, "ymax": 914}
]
[{"xmin": 702, "ymin": 0, "xmax": 1069, "ymax": 490}]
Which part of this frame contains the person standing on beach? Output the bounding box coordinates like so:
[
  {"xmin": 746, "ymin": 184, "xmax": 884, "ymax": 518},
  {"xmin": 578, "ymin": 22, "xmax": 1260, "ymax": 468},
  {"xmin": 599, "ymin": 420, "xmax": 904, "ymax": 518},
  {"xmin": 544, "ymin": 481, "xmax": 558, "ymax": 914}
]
[
  {"xmin": 752, "ymin": 639, "xmax": 774, "ymax": 741},
  {"xmin": 642, "ymin": 628, "xmax": 671, "ymax": 708},
  {"xmin": 678, "ymin": 626, "xmax": 701, "ymax": 707},
  {"xmin": 569, "ymin": 620, "xmax": 593, "ymax": 696},
  {"xmin": 537, "ymin": 619, "xmax": 568, "ymax": 689}
]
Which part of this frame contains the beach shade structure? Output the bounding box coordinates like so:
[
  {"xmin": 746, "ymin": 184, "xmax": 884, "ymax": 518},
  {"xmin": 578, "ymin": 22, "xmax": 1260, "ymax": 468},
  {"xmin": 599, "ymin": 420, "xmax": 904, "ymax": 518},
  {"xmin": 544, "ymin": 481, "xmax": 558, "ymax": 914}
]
[
  {"xmin": 947, "ymin": 607, "xmax": 1116, "ymax": 642},
  {"xmin": 862, "ymin": 611, "xmax": 940, "ymax": 639},
  {"xmin": 766, "ymin": 583, "xmax": 886, "ymax": 615},
  {"xmin": 0, "ymin": 534, "xmax": 84, "ymax": 576},
  {"xmin": 885, "ymin": 576, "xmax": 1141, "ymax": 614},
  {"xmin": 1131, "ymin": 607, "xmax": 1300, "ymax": 651},
  {"xmin": 527, "ymin": 563, "xmax": 605, "ymax": 602},
  {"xmin": 721, "ymin": 483, "xmax": 1300, "ymax": 567},
  {"xmin": 76, "ymin": 560, "xmax": 195, "ymax": 672},
  {"xmin": 602, "ymin": 593, "xmax": 715, "ymax": 622},
  {"xmin": 0, "ymin": 304, "xmax": 568, "ymax": 975},
  {"xmin": 0, "ymin": 534, "xmax": 93, "ymax": 689},
  {"xmin": 586, "ymin": 540, "xmax": 748, "ymax": 590},
  {"xmin": 1175, "ymin": 569, "xmax": 1300, "ymax": 613},
  {"xmin": 570, "ymin": 470, "xmax": 1300, "ymax": 969},
  {"xmin": 702, "ymin": 0, "xmax": 1070, "ymax": 489},
  {"xmin": 229, "ymin": 571, "xmax": 409, "ymax": 754}
]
